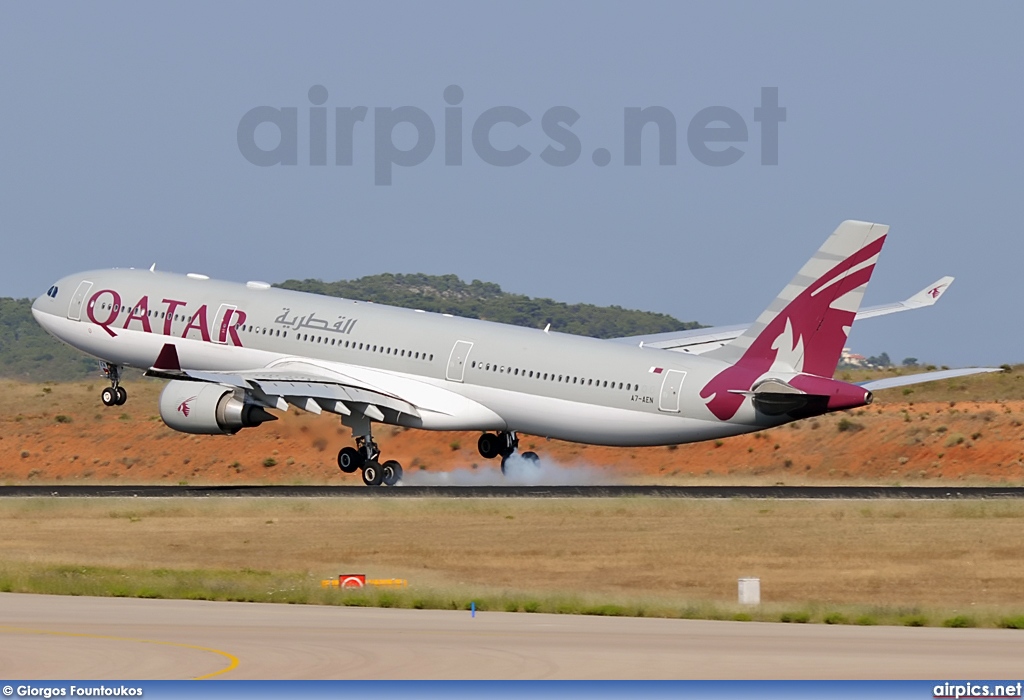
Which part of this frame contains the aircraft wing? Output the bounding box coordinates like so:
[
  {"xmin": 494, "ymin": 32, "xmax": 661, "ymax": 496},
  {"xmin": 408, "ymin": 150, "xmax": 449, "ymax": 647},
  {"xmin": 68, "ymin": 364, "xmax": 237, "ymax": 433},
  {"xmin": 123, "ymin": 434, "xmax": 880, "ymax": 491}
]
[
  {"xmin": 610, "ymin": 277, "xmax": 955, "ymax": 355},
  {"xmin": 145, "ymin": 343, "xmax": 467, "ymax": 422}
]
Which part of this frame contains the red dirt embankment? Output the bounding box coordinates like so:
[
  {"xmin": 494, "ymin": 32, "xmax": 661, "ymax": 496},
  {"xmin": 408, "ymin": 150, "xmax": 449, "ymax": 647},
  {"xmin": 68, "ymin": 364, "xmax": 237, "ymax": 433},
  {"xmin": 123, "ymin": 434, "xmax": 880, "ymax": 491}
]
[{"xmin": 2, "ymin": 381, "xmax": 1022, "ymax": 485}]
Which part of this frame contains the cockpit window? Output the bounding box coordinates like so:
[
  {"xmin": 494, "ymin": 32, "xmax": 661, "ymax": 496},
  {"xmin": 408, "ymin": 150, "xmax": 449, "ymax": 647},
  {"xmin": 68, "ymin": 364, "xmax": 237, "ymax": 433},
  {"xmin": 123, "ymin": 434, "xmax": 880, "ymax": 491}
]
[{"xmin": 46, "ymin": 286, "xmax": 58, "ymax": 298}]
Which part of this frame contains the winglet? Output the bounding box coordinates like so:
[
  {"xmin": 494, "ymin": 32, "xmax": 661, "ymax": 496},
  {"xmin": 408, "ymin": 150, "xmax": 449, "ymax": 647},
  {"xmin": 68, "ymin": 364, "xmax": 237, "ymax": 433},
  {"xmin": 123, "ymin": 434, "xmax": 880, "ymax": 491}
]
[
  {"xmin": 855, "ymin": 276, "xmax": 955, "ymax": 320},
  {"xmin": 905, "ymin": 276, "xmax": 954, "ymax": 307},
  {"xmin": 152, "ymin": 343, "xmax": 182, "ymax": 371}
]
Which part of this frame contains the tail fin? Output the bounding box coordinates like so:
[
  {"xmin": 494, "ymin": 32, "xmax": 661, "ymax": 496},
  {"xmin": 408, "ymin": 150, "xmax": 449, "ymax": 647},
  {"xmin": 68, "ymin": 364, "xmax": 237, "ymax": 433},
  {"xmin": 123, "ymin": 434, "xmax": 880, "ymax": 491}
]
[{"xmin": 705, "ymin": 220, "xmax": 888, "ymax": 377}]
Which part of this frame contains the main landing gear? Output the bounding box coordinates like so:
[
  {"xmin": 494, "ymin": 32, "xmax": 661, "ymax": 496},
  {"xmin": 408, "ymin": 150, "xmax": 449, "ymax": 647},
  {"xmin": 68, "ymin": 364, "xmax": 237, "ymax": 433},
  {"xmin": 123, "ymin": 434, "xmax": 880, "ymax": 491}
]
[
  {"xmin": 337, "ymin": 417, "xmax": 403, "ymax": 487},
  {"xmin": 100, "ymin": 362, "xmax": 127, "ymax": 407},
  {"xmin": 477, "ymin": 431, "xmax": 540, "ymax": 474}
]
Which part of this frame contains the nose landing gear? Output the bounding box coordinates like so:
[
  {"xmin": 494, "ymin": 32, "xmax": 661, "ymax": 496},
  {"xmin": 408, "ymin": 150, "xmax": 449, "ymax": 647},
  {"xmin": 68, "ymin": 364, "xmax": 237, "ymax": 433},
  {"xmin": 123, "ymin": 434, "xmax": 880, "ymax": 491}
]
[{"xmin": 100, "ymin": 363, "xmax": 127, "ymax": 406}]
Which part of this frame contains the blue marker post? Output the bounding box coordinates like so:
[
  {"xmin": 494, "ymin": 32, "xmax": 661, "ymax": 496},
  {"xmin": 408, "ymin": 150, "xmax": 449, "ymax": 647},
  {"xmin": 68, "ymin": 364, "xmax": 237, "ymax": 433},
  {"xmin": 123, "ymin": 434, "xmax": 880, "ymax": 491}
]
[{"xmin": 471, "ymin": 602, "xmax": 476, "ymax": 618}]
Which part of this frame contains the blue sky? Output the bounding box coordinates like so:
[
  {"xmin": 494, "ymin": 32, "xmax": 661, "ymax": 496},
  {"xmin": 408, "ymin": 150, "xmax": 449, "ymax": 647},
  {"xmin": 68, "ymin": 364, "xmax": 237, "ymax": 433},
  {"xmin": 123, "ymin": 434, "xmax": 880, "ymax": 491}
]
[{"xmin": 1, "ymin": 2, "xmax": 1021, "ymax": 366}]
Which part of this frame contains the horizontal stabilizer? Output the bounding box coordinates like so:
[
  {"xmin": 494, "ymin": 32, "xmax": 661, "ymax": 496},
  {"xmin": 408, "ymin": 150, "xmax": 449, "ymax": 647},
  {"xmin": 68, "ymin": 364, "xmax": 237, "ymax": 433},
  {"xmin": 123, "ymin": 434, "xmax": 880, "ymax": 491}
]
[{"xmin": 857, "ymin": 367, "xmax": 1003, "ymax": 391}]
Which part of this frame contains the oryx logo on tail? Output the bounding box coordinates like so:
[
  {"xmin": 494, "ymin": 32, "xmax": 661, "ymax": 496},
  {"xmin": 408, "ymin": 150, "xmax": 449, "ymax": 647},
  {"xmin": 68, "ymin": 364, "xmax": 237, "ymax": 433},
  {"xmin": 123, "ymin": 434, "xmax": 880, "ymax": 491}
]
[{"xmin": 699, "ymin": 220, "xmax": 889, "ymax": 421}]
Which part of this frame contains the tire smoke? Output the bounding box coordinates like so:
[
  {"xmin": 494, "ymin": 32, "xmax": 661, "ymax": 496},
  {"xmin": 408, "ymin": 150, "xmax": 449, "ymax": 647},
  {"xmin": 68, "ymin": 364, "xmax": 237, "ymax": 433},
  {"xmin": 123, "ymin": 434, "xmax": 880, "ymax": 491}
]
[{"xmin": 399, "ymin": 453, "xmax": 619, "ymax": 486}]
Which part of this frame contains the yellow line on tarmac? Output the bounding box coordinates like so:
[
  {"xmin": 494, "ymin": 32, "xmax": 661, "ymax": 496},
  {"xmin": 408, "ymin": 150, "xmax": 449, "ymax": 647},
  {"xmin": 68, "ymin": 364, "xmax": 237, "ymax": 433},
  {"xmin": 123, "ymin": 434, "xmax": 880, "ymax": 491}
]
[{"xmin": 0, "ymin": 625, "xmax": 239, "ymax": 679}]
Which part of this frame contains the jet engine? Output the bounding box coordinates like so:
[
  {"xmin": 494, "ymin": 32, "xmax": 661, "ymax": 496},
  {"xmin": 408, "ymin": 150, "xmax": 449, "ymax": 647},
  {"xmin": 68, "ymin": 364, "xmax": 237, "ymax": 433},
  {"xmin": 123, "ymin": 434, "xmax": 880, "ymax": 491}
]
[{"xmin": 159, "ymin": 380, "xmax": 277, "ymax": 435}]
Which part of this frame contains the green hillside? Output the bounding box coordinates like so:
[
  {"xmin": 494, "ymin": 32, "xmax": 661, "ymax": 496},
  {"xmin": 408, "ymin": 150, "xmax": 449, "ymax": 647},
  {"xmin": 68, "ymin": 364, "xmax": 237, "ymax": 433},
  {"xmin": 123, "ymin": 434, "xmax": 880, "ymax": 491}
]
[
  {"xmin": 0, "ymin": 274, "xmax": 699, "ymax": 381},
  {"xmin": 0, "ymin": 298, "xmax": 100, "ymax": 381},
  {"xmin": 276, "ymin": 273, "xmax": 698, "ymax": 339}
]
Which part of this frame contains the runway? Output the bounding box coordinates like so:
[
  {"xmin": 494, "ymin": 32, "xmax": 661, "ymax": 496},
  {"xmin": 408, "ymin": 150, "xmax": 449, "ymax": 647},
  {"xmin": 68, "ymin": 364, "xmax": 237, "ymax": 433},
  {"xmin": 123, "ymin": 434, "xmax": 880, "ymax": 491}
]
[
  {"xmin": 0, "ymin": 484, "xmax": 1022, "ymax": 498},
  {"xmin": 1, "ymin": 593, "xmax": 1021, "ymax": 679}
]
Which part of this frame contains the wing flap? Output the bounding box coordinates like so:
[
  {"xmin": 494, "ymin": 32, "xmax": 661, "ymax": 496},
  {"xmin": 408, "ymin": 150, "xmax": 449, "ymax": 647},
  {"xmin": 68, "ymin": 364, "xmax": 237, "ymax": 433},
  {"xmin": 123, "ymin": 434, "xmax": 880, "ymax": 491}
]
[{"xmin": 145, "ymin": 343, "xmax": 423, "ymax": 419}]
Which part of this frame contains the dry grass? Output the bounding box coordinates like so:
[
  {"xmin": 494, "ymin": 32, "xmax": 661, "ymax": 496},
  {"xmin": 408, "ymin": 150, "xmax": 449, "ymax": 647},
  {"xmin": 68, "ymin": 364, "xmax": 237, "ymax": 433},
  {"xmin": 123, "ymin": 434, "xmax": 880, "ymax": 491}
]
[{"xmin": 2, "ymin": 497, "xmax": 1024, "ymax": 626}]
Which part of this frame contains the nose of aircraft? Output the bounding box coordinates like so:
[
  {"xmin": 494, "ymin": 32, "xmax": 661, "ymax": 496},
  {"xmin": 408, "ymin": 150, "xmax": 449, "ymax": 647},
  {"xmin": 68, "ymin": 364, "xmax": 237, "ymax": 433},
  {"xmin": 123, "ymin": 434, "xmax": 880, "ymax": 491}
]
[{"xmin": 32, "ymin": 282, "xmax": 61, "ymax": 318}]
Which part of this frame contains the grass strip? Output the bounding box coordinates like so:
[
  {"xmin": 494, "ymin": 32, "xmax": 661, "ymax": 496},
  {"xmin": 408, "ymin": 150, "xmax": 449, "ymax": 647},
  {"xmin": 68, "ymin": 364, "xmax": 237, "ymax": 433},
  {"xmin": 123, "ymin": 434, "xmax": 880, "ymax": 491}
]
[{"xmin": 2, "ymin": 563, "xmax": 1023, "ymax": 629}]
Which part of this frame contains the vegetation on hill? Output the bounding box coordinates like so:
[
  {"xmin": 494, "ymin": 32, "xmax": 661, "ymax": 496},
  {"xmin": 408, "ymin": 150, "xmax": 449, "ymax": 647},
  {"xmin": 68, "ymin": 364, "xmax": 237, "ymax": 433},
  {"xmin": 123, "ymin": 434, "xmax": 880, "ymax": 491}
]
[
  {"xmin": 277, "ymin": 273, "xmax": 700, "ymax": 338},
  {"xmin": 0, "ymin": 298, "xmax": 98, "ymax": 382},
  {"xmin": 0, "ymin": 273, "xmax": 700, "ymax": 381}
]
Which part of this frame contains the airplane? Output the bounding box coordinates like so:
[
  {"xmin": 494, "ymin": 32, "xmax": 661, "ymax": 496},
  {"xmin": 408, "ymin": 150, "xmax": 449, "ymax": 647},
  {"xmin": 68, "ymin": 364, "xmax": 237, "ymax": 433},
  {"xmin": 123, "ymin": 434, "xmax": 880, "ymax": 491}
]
[{"xmin": 31, "ymin": 220, "xmax": 998, "ymax": 486}]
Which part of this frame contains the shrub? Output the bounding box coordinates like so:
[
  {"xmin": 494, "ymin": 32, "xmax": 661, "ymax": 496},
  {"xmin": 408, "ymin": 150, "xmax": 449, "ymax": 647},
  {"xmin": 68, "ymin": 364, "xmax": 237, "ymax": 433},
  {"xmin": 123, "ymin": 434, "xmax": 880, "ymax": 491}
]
[
  {"xmin": 263, "ymin": 458, "xmax": 277, "ymax": 468},
  {"xmin": 998, "ymin": 616, "xmax": 1024, "ymax": 629},
  {"xmin": 901, "ymin": 614, "xmax": 928, "ymax": 627},
  {"xmin": 779, "ymin": 611, "xmax": 810, "ymax": 623},
  {"xmin": 837, "ymin": 418, "xmax": 864, "ymax": 433},
  {"xmin": 942, "ymin": 615, "xmax": 975, "ymax": 628},
  {"xmin": 824, "ymin": 612, "xmax": 848, "ymax": 625},
  {"xmin": 54, "ymin": 415, "xmax": 72, "ymax": 423}
]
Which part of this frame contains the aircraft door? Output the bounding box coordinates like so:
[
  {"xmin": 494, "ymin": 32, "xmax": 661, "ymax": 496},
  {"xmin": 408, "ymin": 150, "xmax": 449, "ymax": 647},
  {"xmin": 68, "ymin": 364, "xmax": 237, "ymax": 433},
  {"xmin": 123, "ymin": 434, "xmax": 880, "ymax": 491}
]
[
  {"xmin": 67, "ymin": 281, "xmax": 93, "ymax": 321},
  {"xmin": 212, "ymin": 304, "xmax": 237, "ymax": 344},
  {"xmin": 445, "ymin": 340, "xmax": 474, "ymax": 382},
  {"xmin": 658, "ymin": 370, "xmax": 687, "ymax": 413}
]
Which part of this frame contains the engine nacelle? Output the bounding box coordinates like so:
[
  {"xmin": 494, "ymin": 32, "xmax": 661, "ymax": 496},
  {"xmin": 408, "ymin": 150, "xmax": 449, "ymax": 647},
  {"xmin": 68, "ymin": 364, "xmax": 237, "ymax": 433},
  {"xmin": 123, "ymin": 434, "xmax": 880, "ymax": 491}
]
[{"xmin": 159, "ymin": 380, "xmax": 276, "ymax": 435}]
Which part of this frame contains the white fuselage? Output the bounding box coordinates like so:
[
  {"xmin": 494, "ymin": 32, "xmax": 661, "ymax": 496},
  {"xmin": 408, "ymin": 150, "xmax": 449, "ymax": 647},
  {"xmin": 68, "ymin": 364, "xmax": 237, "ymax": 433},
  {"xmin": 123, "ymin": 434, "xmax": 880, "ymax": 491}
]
[{"xmin": 32, "ymin": 268, "xmax": 786, "ymax": 446}]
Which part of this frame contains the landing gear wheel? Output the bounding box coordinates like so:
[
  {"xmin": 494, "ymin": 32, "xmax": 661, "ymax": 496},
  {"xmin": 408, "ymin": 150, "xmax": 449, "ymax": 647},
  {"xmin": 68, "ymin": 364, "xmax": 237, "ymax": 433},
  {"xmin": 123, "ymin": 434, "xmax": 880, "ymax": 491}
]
[
  {"xmin": 115, "ymin": 387, "xmax": 128, "ymax": 405},
  {"xmin": 500, "ymin": 455, "xmax": 509, "ymax": 475},
  {"xmin": 522, "ymin": 451, "xmax": 540, "ymax": 464},
  {"xmin": 101, "ymin": 387, "xmax": 117, "ymax": 407},
  {"xmin": 382, "ymin": 460, "xmax": 403, "ymax": 486},
  {"xmin": 478, "ymin": 433, "xmax": 501, "ymax": 460},
  {"xmin": 337, "ymin": 446, "xmax": 364, "ymax": 474},
  {"xmin": 362, "ymin": 461, "xmax": 384, "ymax": 486}
]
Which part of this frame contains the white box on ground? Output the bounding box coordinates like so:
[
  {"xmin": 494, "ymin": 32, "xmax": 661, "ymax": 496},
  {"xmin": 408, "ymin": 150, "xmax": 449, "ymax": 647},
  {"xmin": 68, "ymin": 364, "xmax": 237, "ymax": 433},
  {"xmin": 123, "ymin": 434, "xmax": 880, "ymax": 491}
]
[{"xmin": 738, "ymin": 577, "xmax": 760, "ymax": 605}]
